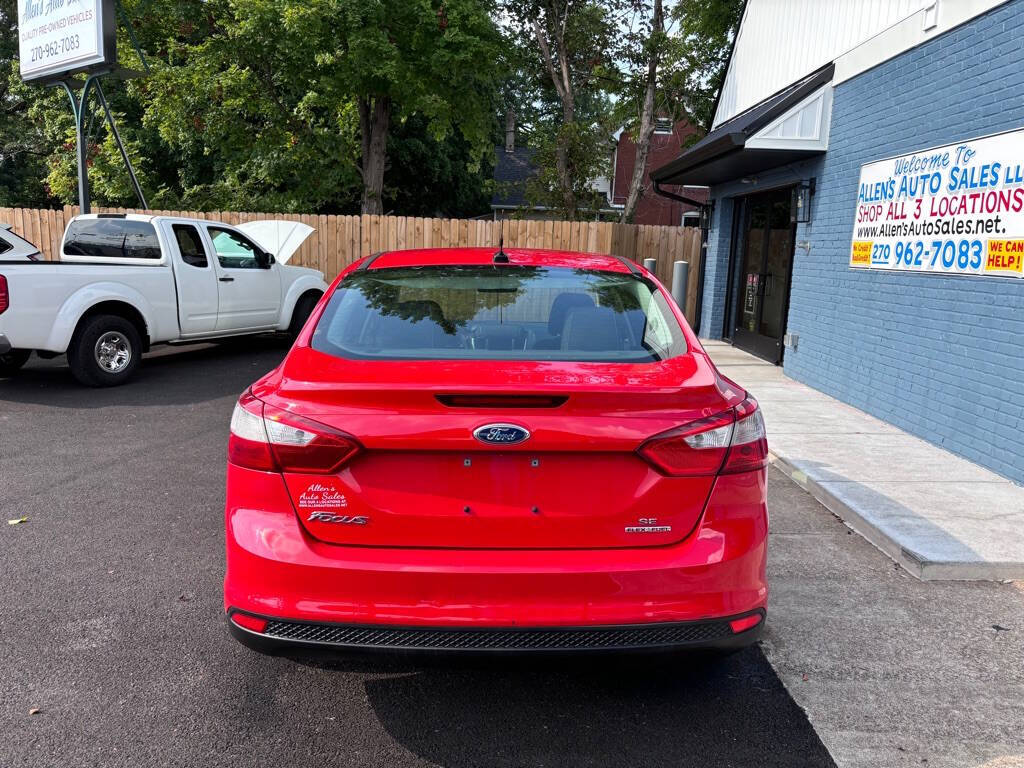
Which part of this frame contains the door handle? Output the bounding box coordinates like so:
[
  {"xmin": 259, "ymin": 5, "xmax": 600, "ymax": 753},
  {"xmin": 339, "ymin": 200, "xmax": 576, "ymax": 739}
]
[{"xmin": 218, "ymin": 276, "xmax": 234, "ymax": 282}]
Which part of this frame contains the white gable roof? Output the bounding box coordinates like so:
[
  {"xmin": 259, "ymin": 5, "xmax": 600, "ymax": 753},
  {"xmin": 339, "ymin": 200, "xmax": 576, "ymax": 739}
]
[{"xmin": 713, "ymin": 0, "xmax": 1007, "ymax": 129}]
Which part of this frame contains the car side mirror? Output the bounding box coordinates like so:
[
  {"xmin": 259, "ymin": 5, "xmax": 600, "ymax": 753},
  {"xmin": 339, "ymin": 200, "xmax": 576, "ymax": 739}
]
[{"xmin": 256, "ymin": 250, "xmax": 274, "ymax": 269}]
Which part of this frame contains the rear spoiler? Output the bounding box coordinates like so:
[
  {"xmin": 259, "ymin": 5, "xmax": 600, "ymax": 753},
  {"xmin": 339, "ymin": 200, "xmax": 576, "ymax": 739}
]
[{"xmin": 236, "ymin": 220, "xmax": 314, "ymax": 265}]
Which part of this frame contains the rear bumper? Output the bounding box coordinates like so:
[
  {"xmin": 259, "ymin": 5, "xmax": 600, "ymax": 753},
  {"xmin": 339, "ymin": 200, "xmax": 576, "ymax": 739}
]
[
  {"xmin": 224, "ymin": 465, "xmax": 768, "ymax": 645},
  {"xmin": 227, "ymin": 610, "xmax": 765, "ymax": 654}
]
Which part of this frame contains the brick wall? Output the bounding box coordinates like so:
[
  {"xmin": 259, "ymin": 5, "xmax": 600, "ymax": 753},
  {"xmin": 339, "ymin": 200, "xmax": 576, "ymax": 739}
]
[
  {"xmin": 612, "ymin": 122, "xmax": 708, "ymax": 225},
  {"xmin": 701, "ymin": 0, "xmax": 1024, "ymax": 481}
]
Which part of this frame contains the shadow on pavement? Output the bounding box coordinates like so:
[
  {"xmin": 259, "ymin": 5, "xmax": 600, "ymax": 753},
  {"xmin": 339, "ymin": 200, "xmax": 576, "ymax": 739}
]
[
  {"xmin": 0, "ymin": 336, "xmax": 290, "ymax": 408},
  {"xmin": 287, "ymin": 649, "xmax": 836, "ymax": 768}
]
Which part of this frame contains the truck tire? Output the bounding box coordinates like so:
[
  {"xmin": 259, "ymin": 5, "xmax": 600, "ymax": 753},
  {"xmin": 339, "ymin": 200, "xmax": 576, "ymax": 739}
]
[
  {"xmin": 0, "ymin": 349, "xmax": 32, "ymax": 376},
  {"xmin": 288, "ymin": 292, "xmax": 322, "ymax": 338},
  {"xmin": 67, "ymin": 315, "xmax": 142, "ymax": 387}
]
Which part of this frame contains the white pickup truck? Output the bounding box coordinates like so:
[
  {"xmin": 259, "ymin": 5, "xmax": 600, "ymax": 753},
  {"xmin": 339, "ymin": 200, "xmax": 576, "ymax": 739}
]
[{"xmin": 0, "ymin": 213, "xmax": 328, "ymax": 386}]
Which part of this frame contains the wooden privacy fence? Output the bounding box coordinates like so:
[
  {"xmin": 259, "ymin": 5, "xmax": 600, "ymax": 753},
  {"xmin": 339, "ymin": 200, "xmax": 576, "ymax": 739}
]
[{"xmin": 0, "ymin": 206, "xmax": 703, "ymax": 322}]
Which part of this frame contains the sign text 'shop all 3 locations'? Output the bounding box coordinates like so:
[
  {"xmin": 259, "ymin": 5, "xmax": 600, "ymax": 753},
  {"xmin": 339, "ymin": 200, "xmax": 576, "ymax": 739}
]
[{"xmin": 851, "ymin": 128, "xmax": 1024, "ymax": 278}]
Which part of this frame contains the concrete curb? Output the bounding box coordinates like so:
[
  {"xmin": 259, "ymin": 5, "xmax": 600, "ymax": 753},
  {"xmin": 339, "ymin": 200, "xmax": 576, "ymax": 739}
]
[{"xmin": 769, "ymin": 452, "xmax": 1024, "ymax": 581}]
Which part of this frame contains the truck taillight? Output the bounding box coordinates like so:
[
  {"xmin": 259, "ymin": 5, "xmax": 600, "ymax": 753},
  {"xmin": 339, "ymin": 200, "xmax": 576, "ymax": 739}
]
[
  {"xmin": 0, "ymin": 275, "xmax": 8, "ymax": 314},
  {"xmin": 638, "ymin": 397, "xmax": 767, "ymax": 476},
  {"xmin": 228, "ymin": 390, "xmax": 360, "ymax": 474}
]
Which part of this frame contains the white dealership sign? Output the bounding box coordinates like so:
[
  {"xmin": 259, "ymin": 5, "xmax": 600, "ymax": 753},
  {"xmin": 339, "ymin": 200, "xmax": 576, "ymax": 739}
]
[
  {"xmin": 18, "ymin": 0, "xmax": 116, "ymax": 83},
  {"xmin": 850, "ymin": 128, "xmax": 1024, "ymax": 278}
]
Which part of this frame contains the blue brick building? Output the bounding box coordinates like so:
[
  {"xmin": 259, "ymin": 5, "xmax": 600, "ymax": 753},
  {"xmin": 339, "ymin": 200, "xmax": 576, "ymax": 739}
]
[{"xmin": 652, "ymin": 0, "xmax": 1024, "ymax": 482}]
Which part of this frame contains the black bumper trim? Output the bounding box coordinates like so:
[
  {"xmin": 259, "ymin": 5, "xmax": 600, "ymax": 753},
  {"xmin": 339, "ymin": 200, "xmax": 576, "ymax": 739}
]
[{"xmin": 228, "ymin": 610, "xmax": 765, "ymax": 654}]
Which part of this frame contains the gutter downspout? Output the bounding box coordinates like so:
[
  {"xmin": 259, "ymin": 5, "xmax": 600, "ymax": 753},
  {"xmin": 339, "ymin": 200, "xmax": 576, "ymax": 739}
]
[{"xmin": 652, "ymin": 180, "xmax": 710, "ymax": 335}]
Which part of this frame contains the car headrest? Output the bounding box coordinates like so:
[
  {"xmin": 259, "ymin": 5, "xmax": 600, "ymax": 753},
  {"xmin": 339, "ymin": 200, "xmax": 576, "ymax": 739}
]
[
  {"xmin": 548, "ymin": 293, "xmax": 596, "ymax": 335},
  {"xmin": 560, "ymin": 306, "xmax": 623, "ymax": 352}
]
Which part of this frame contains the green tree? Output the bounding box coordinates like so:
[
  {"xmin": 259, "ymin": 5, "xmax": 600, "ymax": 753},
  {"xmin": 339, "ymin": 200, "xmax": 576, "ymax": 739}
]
[
  {"xmin": 611, "ymin": 0, "xmax": 743, "ymax": 221},
  {"xmin": 1, "ymin": 0, "xmax": 503, "ymax": 214},
  {"xmin": 613, "ymin": 0, "xmax": 667, "ymax": 223},
  {"xmin": 0, "ymin": 0, "xmax": 58, "ymax": 207},
  {"xmin": 144, "ymin": 0, "xmax": 502, "ymax": 214},
  {"xmin": 664, "ymin": 0, "xmax": 744, "ymax": 130},
  {"xmin": 502, "ymin": 0, "xmax": 618, "ymax": 219},
  {"xmin": 385, "ymin": 113, "xmax": 494, "ymax": 217}
]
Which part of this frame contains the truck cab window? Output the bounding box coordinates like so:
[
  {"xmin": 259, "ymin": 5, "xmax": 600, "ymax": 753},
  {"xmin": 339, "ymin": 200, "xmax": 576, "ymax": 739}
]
[
  {"xmin": 64, "ymin": 218, "xmax": 161, "ymax": 259},
  {"xmin": 208, "ymin": 228, "xmax": 263, "ymax": 269},
  {"xmin": 172, "ymin": 225, "xmax": 208, "ymax": 268}
]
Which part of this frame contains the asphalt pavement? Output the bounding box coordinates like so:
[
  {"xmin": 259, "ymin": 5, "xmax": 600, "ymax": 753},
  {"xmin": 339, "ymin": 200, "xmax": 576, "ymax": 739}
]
[{"xmin": 0, "ymin": 341, "xmax": 835, "ymax": 768}]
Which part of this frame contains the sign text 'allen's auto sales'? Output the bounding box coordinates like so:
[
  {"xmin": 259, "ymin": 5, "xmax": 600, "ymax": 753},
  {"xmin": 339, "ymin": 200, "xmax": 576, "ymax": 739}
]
[{"xmin": 851, "ymin": 128, "xmax": 1024, "ymax": 278}]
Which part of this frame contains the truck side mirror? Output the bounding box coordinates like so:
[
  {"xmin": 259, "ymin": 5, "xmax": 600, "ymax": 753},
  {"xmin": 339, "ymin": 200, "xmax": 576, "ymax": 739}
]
[{"xmin": 256, "ymin": 250, "xmax": 274, "ymax": 269}]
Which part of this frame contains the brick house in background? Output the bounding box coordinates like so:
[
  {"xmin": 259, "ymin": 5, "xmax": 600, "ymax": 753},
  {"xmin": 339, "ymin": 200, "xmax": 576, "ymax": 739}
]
[{"xmin": 610, "ymin": 119, "xmax": 709, "ymax": 226}]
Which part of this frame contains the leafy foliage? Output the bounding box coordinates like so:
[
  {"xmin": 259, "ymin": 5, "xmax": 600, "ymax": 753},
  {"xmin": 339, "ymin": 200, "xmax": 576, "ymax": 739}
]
[
  {"xmin": 664, "ymin": 0, "xmax": 744, "ymax": 130},
  {"xmin": 0, "ymin": 0, "xmax": 739, "ymax": 216},
  {"xmin": 501, "ymin": 0, "xmax": 619, "ymax": 219},
  {"xmin": 0, "ymin": 0, "xmax": 503, "ymax": 214}
]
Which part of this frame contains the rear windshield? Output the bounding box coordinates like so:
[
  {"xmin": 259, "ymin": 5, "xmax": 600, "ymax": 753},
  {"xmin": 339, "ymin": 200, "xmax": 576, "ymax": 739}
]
[
  {"xmin": 311, "ymin": 265, "xmax": 687, "ymax": 362},
  {"xmin": 63, "ymin": 218, "xmax": 161, "ymax": 260}
]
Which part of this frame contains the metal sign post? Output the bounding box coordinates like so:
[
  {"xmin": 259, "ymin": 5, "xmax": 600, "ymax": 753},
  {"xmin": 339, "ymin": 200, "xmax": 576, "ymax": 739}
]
[
  {"xmin": 20, "ymin": 0, "xmax": 147, "ymax": 213},
  {"xmin": 55, "ymin": 76, "xmax": 102, "ymax": 214},
  {"xmin": 50, "ymin": 73, "xmax": 149, "ymax": 214}
]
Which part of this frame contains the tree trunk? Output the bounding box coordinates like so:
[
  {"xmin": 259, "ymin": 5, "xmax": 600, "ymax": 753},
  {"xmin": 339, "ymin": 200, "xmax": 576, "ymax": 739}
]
[
  {"xmin": 358, "ymin": 95, "xmax": 391, "ymax": 215},
  {"xmin": 556, "ymin": 97, "xmax": 577, "ymax": 217},
  {"xmin": 620, "ymin": 0, "xmax": 664, "ymax": 224},
  {"xmin": 534, "ymin": 13, "xmax": 577, "ymax": 219}
]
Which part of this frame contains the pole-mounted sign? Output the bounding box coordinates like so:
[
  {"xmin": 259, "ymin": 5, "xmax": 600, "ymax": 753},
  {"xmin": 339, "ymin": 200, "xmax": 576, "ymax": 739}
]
[
  {"xmin": 17, "ymin": 0, "xmax": 147, "ymax": 214},
  {"xmin": 18, "ymin": 0, "xmax": 117, "ymax": 83}
]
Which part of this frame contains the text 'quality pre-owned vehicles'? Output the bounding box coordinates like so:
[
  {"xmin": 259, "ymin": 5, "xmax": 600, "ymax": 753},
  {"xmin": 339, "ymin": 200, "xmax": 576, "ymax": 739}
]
[
  {"xmin": 0, "ymin": 214, "xmax": 328, "ymax": 386},
  {"xmin": 225, "ymin": 247, "xmax": 769, "ymax": 654}
]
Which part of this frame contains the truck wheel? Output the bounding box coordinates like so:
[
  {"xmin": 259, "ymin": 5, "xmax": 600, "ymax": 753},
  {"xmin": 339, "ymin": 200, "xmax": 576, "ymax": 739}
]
[
  {"xmin": 67, "ymin": 315, "xmax": 142, "ymax": 387},
  {"xmin": 0, "ymin": 349, "xmax": 32, "ymax": 376},
  {"xmin": 288, "ymin": 292, "xmax": 322, "ymax": 338}
]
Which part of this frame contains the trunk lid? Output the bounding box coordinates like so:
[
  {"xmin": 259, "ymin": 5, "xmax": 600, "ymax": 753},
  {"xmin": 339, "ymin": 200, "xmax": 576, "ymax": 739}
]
[{"xmin": 259, "ymin": 347, "xmax": 742, "ymax": 549}]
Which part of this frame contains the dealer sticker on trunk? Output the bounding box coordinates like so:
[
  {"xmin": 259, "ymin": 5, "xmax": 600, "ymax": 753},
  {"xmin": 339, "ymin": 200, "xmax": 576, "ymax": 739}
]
[
  {"xmin": 295, "ymin": 481, "xmax": 368, "ymax": 525},
  {"xmin": 297, "ymin": 482, "xmax": 348, "ymax": 510}
]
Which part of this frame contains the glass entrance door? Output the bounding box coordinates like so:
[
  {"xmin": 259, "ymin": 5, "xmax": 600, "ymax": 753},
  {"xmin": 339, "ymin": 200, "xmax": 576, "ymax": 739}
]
[{"xmin": 732, "ymin": 188, "xmax": 795, "ymax": 363}]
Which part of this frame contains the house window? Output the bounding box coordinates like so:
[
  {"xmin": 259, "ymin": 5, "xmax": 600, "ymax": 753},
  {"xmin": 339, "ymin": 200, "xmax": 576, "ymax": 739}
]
[
  {"xmin": 681, "ymin": 212, "xmax": 700, "ymax": 228},
  {"xmin": 654, "ymin": 118, "xmax": 673, "ymax": 135}
]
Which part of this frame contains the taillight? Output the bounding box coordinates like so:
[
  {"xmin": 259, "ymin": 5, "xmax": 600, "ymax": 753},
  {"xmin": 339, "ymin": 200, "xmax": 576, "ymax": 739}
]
[
  {"xmin": 638, "ymin": 397, "xmax": 767, "ymax": 476},
  {"xmin": 721, "ymin": 398, "xmax": 768, "ymax": 474},
  {"xmin": 228, "ymin": 390, "xmax": 360, "ymax": 474},
  {"xmin": 0, "ymin": 275, "xmax": 8, "ymax": 314}
]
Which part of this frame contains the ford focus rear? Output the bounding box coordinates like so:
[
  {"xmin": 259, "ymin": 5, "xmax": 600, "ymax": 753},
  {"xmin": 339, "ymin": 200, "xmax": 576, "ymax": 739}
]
[{"xmin": 224, "ymin": 248, "xmax": 768, "ymax": 653}]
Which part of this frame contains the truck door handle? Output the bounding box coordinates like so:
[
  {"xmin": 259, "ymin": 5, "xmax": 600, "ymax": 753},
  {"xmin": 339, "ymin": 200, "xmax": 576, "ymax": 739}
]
[{"xmin": 218, "ymin": 276, "xmax": 234, "ymax": 282}]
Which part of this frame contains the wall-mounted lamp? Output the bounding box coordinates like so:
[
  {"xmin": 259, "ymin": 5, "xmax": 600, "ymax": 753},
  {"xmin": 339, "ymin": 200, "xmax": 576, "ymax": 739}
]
[
  {"xmin": 699, "ymin": 201, "xmax": 715, "ymax": 232},
  {"xmin": 791, "ymin": 178, "xmax": 816, "ymax": 224}
]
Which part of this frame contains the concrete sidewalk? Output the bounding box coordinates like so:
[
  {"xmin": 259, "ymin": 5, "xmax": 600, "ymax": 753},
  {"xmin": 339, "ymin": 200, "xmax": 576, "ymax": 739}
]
[{"xmin": 704, "ymin": 340, "xmax": 1024, "ymax": 581}]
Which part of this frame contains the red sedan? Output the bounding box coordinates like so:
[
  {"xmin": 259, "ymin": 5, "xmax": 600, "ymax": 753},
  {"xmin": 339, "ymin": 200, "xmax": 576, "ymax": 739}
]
[{"xmin": 224, "ymin": 247, "xmax": 768, "ymax": 653}]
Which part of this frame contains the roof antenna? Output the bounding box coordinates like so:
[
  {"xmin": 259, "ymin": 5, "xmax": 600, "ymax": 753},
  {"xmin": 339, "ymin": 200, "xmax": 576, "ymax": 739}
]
[{"xmin": 493, "ymin": 218, "xmax": 509, "ymax": 263}]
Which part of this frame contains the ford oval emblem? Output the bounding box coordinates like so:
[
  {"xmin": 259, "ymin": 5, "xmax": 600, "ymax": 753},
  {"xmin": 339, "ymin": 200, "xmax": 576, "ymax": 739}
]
[{"xmin": 473, "ymin": 423, "xmax": 531, "ymax": 445}]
